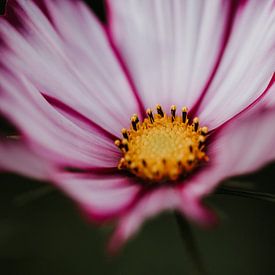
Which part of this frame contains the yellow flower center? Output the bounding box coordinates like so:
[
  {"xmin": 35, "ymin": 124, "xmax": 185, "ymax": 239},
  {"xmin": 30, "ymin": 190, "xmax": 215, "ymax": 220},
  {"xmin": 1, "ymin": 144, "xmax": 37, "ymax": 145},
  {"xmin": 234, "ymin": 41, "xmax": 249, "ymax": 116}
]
[{"xmin": 115, "ymin": 105, "xmax": 208, "ymax": 182}]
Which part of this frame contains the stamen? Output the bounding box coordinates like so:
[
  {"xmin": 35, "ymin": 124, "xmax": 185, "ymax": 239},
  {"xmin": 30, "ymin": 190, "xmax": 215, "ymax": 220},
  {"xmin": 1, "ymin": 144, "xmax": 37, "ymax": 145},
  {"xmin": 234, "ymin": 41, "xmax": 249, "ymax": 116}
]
[
  {"xmin": 131, "ymin": 114, "xmax": 139, "ymax": 131},
  {"xmin": 122, "ymin": 138, "xmax": 129, "ymax": 151},
  {"xmin": 146, "ymin": 108, "xmax": 154, "ymax": 123},
  {"xmin": 201, "ymin": 126, "xmax": 208, "ymax": 136},
  {"xmin": 156, "ymin": 104, "xmax": 164, "ymax": 117},
  {"xmin": 114, "ymin": 139, "xmax": 123, "ymax": 150},
  {"xmin": 182, "ymin": 107, "xmax": 188, "ymax": 123},
  {"xmin": 116, "ymin": 105, "xmax": 208, "ymax": 182},
  {"xmin": 193, "ymin": 117, "xmax": 199, "ymax": 132},
  {"xmin": 171, "ymin": 105, "xmax": 176, "ymax": 122},
  {"xmin": 121, "ymin": 128, "xmax": 128, "ymax": 139},
  {"xmin": 198, "ymin": 136, "xmax": 205, "ymax": 149}
]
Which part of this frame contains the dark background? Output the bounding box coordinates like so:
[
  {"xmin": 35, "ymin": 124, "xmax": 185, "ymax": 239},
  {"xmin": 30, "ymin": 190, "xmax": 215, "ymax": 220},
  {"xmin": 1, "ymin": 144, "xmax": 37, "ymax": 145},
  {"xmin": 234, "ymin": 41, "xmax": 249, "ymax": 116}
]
[
  {"xmin": 0, "ymin": 1, "xmax": 275, "ymax": 274},
  {"xmin": 0, "ymin": 165, "xmax": 275, "ymax": 275}
]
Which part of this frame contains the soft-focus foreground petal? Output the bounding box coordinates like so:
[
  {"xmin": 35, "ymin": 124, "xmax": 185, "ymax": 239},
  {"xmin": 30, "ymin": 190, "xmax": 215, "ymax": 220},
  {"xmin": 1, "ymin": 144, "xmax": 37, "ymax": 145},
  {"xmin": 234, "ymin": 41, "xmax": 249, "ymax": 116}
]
[
  {"xmin": 108, "ymin": 187, "xmax": 182, "ymax": 251},
  {"xmin": 109, "ymin": 186, "xmax": 216, "ymax": 251},
  {"xmin": 0, "ymin": 72, "xmax": 119, "ymax": 168},
  {"xmin": 52, "ymin": 172, "xmax": 141, "ymax": 222},
  {"xmin": 182, "ymin": 107, "xmax": 275, "ymax": 202},
  {"xmin": 0, "ymin": 139, "xmax": 56, "ymax": 180},
  {"xmin": 0, "ymin": 0, "xmax": 140, "ymax": 136},
  {"xmin": 107, "ymin": 0, "xmax": 275, "ymax": 126},
  {"xmin": 107, "ymin": 0, "xmax": 229, "ymax": 112}
]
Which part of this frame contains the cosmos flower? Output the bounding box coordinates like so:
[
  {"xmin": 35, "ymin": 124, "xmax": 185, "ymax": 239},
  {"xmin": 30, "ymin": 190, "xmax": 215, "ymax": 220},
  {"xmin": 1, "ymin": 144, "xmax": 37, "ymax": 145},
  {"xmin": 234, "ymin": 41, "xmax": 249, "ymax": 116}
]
[{"xmin": 0, "ymin": 0, "xmax": 274, "ymax": 250}]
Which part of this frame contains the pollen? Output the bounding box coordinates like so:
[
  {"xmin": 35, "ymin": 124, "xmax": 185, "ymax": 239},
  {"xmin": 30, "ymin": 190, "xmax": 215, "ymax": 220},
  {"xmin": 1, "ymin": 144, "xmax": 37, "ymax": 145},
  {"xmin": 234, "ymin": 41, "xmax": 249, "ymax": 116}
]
[{"xmin": 115, "ymin": 105, "xmax": 209, "ymax": 182}]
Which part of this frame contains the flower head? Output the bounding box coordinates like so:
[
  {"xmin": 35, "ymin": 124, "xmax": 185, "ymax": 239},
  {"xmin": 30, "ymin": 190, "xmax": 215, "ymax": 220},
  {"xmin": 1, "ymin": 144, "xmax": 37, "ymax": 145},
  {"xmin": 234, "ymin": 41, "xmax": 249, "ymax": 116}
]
[
  {"xmin": 0, "ymin": 0, "xmax": 274, "ymax": 251},
  {"xmin": 116, "ymin": 106, "xmax": 208, "ymax": 182}
]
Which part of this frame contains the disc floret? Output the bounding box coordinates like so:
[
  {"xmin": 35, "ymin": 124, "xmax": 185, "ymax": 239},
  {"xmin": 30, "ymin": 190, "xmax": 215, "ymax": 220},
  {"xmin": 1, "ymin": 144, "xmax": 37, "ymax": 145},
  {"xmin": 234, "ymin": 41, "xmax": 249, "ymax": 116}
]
[{"xmin": 115, "ymin": 105, "xmax": 208, "ymax": 182}]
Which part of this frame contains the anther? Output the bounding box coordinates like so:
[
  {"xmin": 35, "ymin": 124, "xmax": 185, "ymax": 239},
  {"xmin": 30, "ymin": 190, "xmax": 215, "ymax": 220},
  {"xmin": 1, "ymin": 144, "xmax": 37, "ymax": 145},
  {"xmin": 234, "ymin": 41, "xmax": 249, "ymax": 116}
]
[
  {"xmin": 146, "ymin": 108, "xmax": 154, "ymax": 123},
  {"xmin": 114, "ymin": 139, "xmax": 120, "ymax": 147},
  {"xmin": 156, "ymin": 104, "xmax": 164, "ymax": 117},
  {"xmin": 189, "ymin": 144, "xmax": 193, "ymax": 153},
  {"xmin": 198, "ymin": 136, "xmax": 205, "ymax": 149},
  {"xmin": 171, "ymin": 105, "xmax": 176, "ymax": 122},
  {"xmin": 121, "ymin": 128, "xmax": 128, "ymax": 139},
  {"xmin": 122, "ymin": 138, "xmax": 129, "ymax": 151},
  {"xmin": 131, "ymin": 114, "xmax": 139, "ymax": 131},
  {"xmin": 182, "ymin": 107, "xmax": 188, "ymax": 123},
  {"xmin": 193, "ymin": 117, "xmax": 199, "ymax": 132},
  {"xmin": 201, "ymin": 126, "xmax": 208, "ymax": 136},
  {"xmin": 115, "ymin": 139, "xmax": 124, "ymax": 150}
]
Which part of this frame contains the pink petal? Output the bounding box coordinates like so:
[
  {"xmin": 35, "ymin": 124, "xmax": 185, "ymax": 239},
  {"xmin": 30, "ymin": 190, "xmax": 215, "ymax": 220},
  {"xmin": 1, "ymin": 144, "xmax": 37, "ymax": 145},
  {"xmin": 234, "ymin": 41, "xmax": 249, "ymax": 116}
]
[
  {"xmin": 0, "ymin": 0, "xmax": 140, "ymax": 136},
  {"xmin": 106, "ymin": 0, "xmax": 230, "ymax": 112},
  {"xmin": 182, "ymin": 107, "xmax": 275, "ymax": 201},
  {"xmin": 0, "ymin": 137, "xmax": 140, "ymax": 223},
  {"xmin": 261, "ymin": 78, "xmax": 275, "ymax": 109},
  {"xmin": 0, "ymin": 139, "xmax": 56, "ymax": 180},
  {"xmin": 196, "ymin": 0, "xmax": 275, "ymax": 128},
  {"xmin": 0, "ymin": 72, "xmax": 119, "ymax": 168},
  {"xmin": 52, "ymin": 172, "xmax": 141, "ymax": 222}
]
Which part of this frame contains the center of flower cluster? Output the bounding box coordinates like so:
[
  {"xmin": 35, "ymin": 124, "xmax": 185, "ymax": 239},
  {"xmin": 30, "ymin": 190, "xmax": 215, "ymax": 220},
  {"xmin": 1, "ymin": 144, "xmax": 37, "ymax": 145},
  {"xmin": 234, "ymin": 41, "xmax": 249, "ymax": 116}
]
[{"xmin": 115, "ymin": 105, "xmax": 208, "ymax": 182}]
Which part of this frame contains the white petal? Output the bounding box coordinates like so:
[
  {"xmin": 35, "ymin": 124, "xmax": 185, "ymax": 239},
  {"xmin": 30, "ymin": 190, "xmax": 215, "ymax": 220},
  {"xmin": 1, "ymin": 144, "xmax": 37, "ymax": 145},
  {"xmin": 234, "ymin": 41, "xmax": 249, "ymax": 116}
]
[
  {"xmin": 0, "ymin": 0, "xmax": 140, "ymax": 136},
  {"xmin": 0, "ymin": 139, "xmax": 56, "ymax": 180},
  {"xmin": 107, "ymin": 0, "xmax": 229, "ymax": 112},
  {"xmin": 0, "ymin": 72, "xmax": 119, "ymax": 168},
  {"xmin": 183, "ymin": 107, "xmax": 275, "ymax": 199},
  {"xmin": 197, "ymin": 0, "xmax": 275, "ymax": 128}
]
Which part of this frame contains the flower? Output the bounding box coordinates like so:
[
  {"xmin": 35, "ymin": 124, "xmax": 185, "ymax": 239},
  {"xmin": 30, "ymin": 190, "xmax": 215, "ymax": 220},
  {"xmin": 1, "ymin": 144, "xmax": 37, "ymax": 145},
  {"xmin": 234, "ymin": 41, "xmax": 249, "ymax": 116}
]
[{"xmin": 0, "ymin": 0, "xmax": 274, "ymax": 251}]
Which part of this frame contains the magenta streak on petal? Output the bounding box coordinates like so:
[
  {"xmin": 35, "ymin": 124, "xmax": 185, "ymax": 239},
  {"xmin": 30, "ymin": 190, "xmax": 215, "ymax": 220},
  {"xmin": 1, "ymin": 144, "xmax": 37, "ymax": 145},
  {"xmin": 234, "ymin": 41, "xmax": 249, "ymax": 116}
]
[
  {"xmin": 104, "ymin": 1, "xmax": 146, "ymax": 119},
  {"xmin": 42, "ymin": 93, "xmax": 118, "ymax": 141},
  {"xmin": 63, "ymin": 166, "xmax": 118, "ymax": 176},
  {"xmin": 189, "ymin": 0, "xmax": 242, "ymax": 119},
  {"xmin": 211, "ymin": 73, "xmax": 275, "ymax": 136},
  {"xmin": 32, "ymin": 0, "xmax": 54, "ymax": 25}
]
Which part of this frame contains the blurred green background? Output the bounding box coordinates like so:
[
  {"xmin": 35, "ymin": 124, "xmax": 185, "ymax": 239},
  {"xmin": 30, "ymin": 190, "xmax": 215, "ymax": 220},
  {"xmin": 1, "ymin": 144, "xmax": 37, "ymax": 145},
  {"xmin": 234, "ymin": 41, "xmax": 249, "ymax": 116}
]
[{"xmin": 0, "ymin": 163, "xmax": 275, "ymax": 275}]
